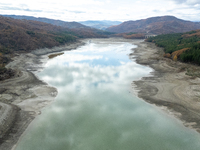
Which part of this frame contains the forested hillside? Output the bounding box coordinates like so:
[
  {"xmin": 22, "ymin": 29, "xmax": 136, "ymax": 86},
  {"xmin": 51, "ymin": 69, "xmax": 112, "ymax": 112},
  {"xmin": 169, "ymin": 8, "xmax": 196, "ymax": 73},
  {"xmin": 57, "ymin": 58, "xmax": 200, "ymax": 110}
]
[
  {"xmin": 106, "ymin": 16, "xmax": 200, "ymax": 35},
  {"xmin": 0, "ymin": 15, "xmax": 111, "ymax": 80},
  {"xmin": 3, "ymin": 15, "xmax": 91, "ymax": 29},
  {"xmin": 0, "ymin": 15, "xmax": 111, "ymax": 53},
  {"xmin": 147, "ymin": 30, "xmax": 200, "ymax": 65},
  {"xmin": 112, "ymin": 32, "xmax": 145, "ymax": 39},
  {"xmin": 0, "ymin": 18, "xmax": 74, "ymax": 54},
  {"xmin": 3, "ymin": 15, "xmax": 112, "ymax": 37}
]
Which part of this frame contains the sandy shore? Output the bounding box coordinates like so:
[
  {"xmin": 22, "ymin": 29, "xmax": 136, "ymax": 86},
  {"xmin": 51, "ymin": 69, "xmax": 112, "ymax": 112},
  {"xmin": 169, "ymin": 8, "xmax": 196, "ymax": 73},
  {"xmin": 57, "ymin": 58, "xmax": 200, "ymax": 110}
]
[
  {"xmin": 0, "ymin": 41, "xmax": 85, "ymax": 150},
  {"xmin": 131, "ymin": 41, "xmax": 200, "ymax": 133}
]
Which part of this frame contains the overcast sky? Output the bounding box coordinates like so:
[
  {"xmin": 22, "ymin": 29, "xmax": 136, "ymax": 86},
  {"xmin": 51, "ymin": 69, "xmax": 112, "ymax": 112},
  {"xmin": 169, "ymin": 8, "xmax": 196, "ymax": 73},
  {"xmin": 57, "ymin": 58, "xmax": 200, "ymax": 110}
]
[{"xmin": 0, "ymin": 0, "xmax": 200, "ymax": 22}]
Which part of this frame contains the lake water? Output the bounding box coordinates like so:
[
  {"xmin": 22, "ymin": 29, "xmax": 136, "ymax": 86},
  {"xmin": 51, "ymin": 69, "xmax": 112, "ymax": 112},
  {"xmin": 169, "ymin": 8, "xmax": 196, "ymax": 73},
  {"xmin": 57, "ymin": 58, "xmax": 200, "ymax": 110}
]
[{"xmin": 16, "ymin": 39, "xmax": 200, "ymax": 150}]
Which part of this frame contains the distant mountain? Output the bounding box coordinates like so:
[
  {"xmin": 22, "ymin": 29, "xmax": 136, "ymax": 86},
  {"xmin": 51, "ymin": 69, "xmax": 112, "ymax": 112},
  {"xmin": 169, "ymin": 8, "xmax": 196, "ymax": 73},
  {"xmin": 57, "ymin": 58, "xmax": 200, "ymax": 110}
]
[
  {"xmin": 79, "ymin": 20, "xmax": 122, "ymax": 30},
  {"xmin": 3, "ymin": 15, "xmax": 90, "ymax": 29},
  {"xmin": 106, "ymin": 16, "xmax": 200, "ymax": 34}
]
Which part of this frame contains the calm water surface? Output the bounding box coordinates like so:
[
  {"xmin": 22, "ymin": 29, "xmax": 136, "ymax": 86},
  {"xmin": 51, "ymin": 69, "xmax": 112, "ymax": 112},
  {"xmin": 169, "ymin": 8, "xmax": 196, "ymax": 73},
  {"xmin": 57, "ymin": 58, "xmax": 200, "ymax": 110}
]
[{"xmin": 16, "ymin": 39, "xmax": 200, "ymax": 150}]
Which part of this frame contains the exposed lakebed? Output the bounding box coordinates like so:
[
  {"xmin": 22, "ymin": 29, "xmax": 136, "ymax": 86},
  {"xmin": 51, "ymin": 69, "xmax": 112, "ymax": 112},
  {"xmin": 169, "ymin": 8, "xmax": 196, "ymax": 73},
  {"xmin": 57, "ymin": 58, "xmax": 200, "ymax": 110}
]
[{"xmin": 16, "ymin": 38, "xmax": 200, "ymax": 150}]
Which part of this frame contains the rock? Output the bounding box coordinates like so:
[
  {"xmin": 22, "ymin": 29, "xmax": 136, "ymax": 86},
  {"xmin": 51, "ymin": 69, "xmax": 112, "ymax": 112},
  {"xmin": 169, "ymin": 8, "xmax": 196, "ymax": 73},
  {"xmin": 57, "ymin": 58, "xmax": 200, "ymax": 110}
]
[{"xmin": 1, "ymin": 94, "xmax": 13, "ymax": 101}]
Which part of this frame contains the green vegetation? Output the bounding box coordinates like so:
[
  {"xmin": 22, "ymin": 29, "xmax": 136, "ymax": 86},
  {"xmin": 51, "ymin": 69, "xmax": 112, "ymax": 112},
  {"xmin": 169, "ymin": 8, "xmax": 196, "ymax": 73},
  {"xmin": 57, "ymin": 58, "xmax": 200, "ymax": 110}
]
[
  {"xmin": 127, "ymin": 32, "xmax": 137, "ymax": 35},
  {"xmin": 26, "ymin": 30, "xmax": 35, "ymax": 36},
  {"xmin": 112, "ymin": 32, "xmax": 145, "ymax": 39},
  {"xmin": 147, "ymin": 30, "xmax": 200, "ymax": 65},
  {"xmin": 0, "ymin": 46, "xmax": 11, "ymax": 54},
  {"xmin": 180, "ymin": 43, "xmax": 200, "ymax": 64},
  {"xmin": 95, "ymin": 30, "xmax": 115, "ymax": 36},
  {"xmin": 0, "ymin": 15, "xmax": 112, "ymax": 55},
  {"xmin": 0, "ymin": 16, "xmax": 112, "ymax": 81},
  {"xmin": 54, "ymin": 34, "xmax": 76, "ymax": 44}
]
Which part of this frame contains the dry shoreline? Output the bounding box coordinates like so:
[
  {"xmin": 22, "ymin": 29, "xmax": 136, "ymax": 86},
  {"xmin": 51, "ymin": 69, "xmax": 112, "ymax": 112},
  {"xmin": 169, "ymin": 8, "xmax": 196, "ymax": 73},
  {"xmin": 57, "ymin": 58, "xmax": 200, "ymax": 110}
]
[
  {"xmin": 1, "ymin": 38, "xmax": 200, "ymax": 149},
  {"xmin": 131, "ymin": 41, "xmax": 200, "ymax": 133},
  {"xmin": 0, "ymin": 41, "xmax": 85, "ymax": 150}
]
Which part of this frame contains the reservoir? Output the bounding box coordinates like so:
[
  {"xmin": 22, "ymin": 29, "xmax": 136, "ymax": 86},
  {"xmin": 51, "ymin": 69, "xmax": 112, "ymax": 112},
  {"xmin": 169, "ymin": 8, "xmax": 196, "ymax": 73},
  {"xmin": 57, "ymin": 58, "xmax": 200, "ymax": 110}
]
[{"xmin": 16, "ymin": 38, "xmax": 200, "ymax": 150}]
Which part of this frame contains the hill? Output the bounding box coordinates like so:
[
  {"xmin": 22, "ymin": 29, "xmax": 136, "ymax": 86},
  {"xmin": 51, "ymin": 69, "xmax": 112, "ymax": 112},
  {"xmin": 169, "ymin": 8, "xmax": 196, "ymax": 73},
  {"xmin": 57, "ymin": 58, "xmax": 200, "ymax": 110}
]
[
  {"xmin": 146, "ymin": 30, "xmax": 200, "ymax": 65},
  {"xmin": 2, "ymin": 15, "xmax": 113, "ymax": 38},
  {"xmin": 0, "ymin": 15, "xmax": 112, "ymax": 53},
  {"xmin": 106, "ymin": 16, "xmax": 200, "ymax": 34},
  {"xmin": 3, "ymin": 15, "xmax": 90, "ymax": 29},
  {"xmin": 0, "ymin": 15, "xmax": 108, "ymax": 54},
  {"xmin": 0, "ymin": 16, "xmax": 75, "ymax": 54},
  {"xmin": 0, "ymin": 15, "xmax": 112, "ymax": 80},
  {"xmin": 79, "ymin": 20, "xmax": 122, "ymax": 30}
]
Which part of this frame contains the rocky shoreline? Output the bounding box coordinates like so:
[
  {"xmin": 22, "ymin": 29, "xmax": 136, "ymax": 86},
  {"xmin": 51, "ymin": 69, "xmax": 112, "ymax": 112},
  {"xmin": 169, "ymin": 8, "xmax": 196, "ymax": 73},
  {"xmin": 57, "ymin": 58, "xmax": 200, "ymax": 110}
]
[
  {"xmin": 0, "ymin": 41, "xmax": 85, "ymax": 150},
  {"xmin": 131, "ymin": 41, "xmax": 200, "ymax": 133}
]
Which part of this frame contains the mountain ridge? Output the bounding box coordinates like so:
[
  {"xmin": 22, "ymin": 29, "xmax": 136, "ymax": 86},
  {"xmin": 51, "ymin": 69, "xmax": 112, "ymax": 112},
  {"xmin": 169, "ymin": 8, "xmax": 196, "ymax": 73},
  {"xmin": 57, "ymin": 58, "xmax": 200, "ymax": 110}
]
[
  {"xmin": 0, "ymin": 15, "xmax": 110, "ymax": 58},
  {"xmin": 106, "ymin": 16, "xmax": 200, "ymax": 34},
  {"xmin": 2, "ymin": 15, "xmax": 90, "ymax": 29},
  {"xmin": 79, "ymin": 20, "xmax": 122, "ymax": 30}
]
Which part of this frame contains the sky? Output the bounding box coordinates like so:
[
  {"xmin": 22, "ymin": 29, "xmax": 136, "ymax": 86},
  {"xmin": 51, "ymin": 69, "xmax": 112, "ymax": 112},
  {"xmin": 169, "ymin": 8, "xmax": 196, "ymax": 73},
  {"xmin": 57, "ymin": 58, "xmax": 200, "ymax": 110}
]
[{"xmin": 0, "ymin": 0, "xmax": 200, "ymax": 22}]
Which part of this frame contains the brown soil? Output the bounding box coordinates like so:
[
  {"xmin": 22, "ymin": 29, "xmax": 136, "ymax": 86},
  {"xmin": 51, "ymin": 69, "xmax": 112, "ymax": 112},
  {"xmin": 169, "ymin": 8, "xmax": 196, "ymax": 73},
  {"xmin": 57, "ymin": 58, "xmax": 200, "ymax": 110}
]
[
  {"xmin": 0, "ymin": 41, "xmax": 84, "ymax": 150},
  {"xmin": 131, "ymin": 41, "xmax": 200, "ymax": 133}
]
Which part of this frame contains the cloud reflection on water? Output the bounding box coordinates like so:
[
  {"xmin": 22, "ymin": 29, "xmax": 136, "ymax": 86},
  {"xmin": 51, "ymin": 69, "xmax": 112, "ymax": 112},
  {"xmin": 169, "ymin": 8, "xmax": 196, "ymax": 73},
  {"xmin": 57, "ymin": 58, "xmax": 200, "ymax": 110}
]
[
  {"xmin": 41, "ymin": 61, "xmax": 151, "ymax": 93},
  {"xmin": 16, "ymin": 40, "xmax": 200, "ymax": 150}
]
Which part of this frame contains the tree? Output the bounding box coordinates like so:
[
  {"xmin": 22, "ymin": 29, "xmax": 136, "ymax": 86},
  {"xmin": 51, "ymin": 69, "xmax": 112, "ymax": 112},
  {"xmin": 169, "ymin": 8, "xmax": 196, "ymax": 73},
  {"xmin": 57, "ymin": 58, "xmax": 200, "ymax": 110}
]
[{"xmin": 173, "ymin": 55, "xmax": 177, "ymax": 61}]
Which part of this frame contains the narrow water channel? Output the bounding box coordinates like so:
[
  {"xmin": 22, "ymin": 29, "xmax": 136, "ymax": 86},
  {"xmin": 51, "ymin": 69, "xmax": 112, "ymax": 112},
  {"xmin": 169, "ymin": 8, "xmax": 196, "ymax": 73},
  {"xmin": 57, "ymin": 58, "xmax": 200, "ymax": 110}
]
[{"xmin": 16, "ymin": 38, "xmax": 200, "ymax": 150}]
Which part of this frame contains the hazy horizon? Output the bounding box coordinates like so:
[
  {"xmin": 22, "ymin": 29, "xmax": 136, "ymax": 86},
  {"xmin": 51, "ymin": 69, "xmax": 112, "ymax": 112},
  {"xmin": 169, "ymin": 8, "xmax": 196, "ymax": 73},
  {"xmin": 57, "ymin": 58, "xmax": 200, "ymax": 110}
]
[
  {"xmin": 0, "ymin": 0, "xmax": 200, "ymax": 22},
  {"xmin": 2, "ymin": 14, "xmax": 200, "ymax": 24}
]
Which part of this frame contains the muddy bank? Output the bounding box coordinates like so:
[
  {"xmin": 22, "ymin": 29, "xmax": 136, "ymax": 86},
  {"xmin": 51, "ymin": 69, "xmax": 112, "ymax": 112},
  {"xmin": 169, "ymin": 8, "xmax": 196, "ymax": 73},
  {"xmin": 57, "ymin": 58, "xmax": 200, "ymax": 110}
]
[
  {"xmin": 0, "ymin": 41, "xmax": 85, "ymax": 150},
  {"xmin": 131, "ymin": 41, "xmax": 200, "ymax": 133},
  {"xmin": 31, "ymin": 41, "xmax": 85, "ymax": 56}
]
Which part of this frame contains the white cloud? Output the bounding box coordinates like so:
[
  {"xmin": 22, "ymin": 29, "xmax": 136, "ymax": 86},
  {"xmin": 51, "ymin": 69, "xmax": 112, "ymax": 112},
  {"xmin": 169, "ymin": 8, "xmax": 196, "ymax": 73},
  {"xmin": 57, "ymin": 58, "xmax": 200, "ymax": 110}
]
[
  {"xmin": 171, "ymin": 0, "xmax": 200, "ymax": 5},
  {"xmin": 0, "ymin": 0, "xmax": 200, "ymax": 21}
]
